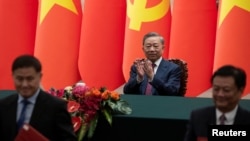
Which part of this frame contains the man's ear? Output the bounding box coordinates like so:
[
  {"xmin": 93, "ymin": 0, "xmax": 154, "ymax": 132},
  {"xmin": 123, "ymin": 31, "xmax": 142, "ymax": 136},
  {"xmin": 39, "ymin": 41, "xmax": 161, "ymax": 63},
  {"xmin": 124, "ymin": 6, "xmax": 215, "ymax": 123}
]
[
  {"xmin": 39, "ymin": 73, "xmax": 43, "ymax": 90},
  {"xmin": 238, "ymin": 87, "xmax": 245, "ymax": 95},
  {"xmin": 40, "ymin": 84, "xmax": 44, "ymax": 90},
  {"xmin": 40, "ymin": 73, "xmax": 43, "ymax": 78}
]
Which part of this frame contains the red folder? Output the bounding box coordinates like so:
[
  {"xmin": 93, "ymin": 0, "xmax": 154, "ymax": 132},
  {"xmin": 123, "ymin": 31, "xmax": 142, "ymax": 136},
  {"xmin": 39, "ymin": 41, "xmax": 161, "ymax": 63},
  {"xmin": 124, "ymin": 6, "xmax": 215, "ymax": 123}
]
[
  {"xmin": 197, "ymin": 136, "xmax": 208, "ymax": 141},
  {"xmin": 15, "ymin": 124, "xmax": 49, "ymax": 141}
]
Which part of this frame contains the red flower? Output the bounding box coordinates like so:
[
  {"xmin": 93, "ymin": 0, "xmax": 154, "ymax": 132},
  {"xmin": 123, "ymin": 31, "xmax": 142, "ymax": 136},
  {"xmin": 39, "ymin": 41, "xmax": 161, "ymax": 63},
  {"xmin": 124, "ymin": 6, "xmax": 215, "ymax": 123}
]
[
  {"xmin": 72, "ymin": 116, "xmax": 81, "ymax": 132},
  {"xmin": 48, "ymin": 83, "xmax": 132, "ymax": 141},
  {"xmin": 79, "ymin": 94, "xmax": 102, "ymax": 123},
  {"xmin": 67, "ymin": 100, "xmax": 80, "ymax": 113}
]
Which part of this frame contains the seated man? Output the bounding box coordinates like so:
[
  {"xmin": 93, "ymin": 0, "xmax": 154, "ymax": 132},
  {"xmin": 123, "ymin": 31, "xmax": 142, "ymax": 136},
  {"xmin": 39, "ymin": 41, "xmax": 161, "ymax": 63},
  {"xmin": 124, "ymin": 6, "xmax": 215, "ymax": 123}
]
[
  {"xmin": 184, "ymin": 65, "xmax": 250, "ymax": 141},
  {"xmin": 123, "ymin": 32, "xmax": 182, "ymax": 96}
]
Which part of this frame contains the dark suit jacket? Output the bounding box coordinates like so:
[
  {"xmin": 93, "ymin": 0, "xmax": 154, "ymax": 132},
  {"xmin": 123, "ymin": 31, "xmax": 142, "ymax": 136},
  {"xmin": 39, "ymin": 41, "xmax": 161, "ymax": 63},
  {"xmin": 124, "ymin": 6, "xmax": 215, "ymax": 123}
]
[
  {"xmin": 183, "ymin": 106, "xmax": 250, "ymax": 141},
  {"xmin": 0, "ymin": 90, "xmax": 77, "ymax": 141},
  {"xmin": 123, "ymin": 59, "xmax": 182, "ymax": 96}
]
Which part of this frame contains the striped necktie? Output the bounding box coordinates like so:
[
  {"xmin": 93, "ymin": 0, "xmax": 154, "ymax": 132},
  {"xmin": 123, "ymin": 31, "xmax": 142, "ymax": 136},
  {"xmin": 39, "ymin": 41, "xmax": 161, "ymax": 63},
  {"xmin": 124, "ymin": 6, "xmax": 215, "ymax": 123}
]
[
  {"xmin": 145, "ymin": 63, "xmax": 156, "ymax": 95},
  {"xmin": 219, "ymin": 114, "xmax": 226, "ymax": 125}
]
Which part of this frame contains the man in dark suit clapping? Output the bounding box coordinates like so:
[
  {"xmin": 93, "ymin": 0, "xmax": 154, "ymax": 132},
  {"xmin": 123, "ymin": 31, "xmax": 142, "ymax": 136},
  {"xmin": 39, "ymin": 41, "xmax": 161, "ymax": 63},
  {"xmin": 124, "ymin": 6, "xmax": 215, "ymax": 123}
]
[{"xmin": 123, "ymin": 32, "xmax": 182, "ymax": 96}]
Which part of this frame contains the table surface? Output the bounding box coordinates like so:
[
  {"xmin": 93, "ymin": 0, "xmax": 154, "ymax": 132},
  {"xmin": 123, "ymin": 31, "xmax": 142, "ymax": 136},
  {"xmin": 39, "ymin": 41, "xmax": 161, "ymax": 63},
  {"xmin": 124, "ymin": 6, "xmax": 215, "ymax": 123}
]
[
  {"xmin": 1, "ymin": 91, "xmax": 250, "ymax": 141},
  {"xmin": 119, "ymin": 94, "xmax": 250, "ymax": 120},
  {"xmin": 1, "ymin": 90, "xmax": 250, "ymax": 120}
]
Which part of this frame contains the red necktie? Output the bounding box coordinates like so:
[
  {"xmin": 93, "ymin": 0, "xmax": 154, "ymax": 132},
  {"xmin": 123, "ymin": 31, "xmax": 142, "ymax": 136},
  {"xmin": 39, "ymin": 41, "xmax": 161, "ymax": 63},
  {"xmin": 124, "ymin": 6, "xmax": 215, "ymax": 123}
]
[{"xmin": 145, "ymin": 64, "xmax": 156, "ymax": 95}]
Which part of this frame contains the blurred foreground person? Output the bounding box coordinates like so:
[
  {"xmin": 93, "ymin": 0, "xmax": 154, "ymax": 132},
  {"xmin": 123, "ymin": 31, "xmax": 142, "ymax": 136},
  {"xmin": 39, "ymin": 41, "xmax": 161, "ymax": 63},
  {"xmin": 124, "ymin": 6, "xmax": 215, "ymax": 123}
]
[
  {"xmin": 0, "ymin": 55, "xmax": 76, "ymax": 141},
  {"xmin": 184, "ymin": 65, "xmax": 250, "ymax": 141}
]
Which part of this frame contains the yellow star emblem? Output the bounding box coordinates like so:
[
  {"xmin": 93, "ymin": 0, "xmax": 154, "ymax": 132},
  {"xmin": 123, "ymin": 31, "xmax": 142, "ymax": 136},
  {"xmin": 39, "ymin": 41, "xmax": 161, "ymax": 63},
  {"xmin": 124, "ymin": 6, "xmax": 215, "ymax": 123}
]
[
  {"xmin": 218, "ymin": 0, "xmax": 250, "ymax": 27},
  {"xmin": 39, "ymin": 0, "xmax": 78, "ymax": 24}
]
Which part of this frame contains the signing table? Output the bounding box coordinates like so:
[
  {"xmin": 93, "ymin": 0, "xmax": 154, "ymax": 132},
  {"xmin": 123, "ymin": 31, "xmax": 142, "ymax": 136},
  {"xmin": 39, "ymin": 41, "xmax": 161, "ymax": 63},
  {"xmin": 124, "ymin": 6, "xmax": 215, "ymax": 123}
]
[
  {"xmin": 1, "ymin": 91, "xmax": 250, "ymax": 141},
  {"xmin": 84, "ymin": 94, "xmax": 250, "ymax": 141}
]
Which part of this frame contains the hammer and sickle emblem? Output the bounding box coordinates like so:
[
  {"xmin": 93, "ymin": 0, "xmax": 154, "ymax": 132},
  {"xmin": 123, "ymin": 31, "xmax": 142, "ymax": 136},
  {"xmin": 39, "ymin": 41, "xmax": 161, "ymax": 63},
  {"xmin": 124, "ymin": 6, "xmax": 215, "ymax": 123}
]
[{"xmin": 127, "ymin": 0, "xmax": 169, "ymax": 31}]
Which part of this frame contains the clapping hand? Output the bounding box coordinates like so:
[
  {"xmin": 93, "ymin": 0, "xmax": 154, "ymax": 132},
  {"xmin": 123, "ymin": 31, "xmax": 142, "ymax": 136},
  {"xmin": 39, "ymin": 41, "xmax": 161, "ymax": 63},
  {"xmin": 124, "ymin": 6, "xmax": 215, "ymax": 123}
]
[
  {"xmin": 134, "ymin": 58, "xmax": 154, "ymax": 81},
  {"xmin": 143, "ymin": 59, "xmax": 154, "ymax": 81}
]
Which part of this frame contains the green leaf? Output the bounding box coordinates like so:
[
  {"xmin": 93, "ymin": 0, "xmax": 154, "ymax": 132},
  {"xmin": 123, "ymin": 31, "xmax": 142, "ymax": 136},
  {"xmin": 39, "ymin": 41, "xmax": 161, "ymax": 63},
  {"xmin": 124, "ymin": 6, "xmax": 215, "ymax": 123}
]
[
  {"xmin": 77, "ymin": 123, "xmax": 88, "ymax": 141},
  {"xmin": 108, "ymin": 100, "xmax": 132, "ymax": 115},
  {"xmin": 87, "ymin": 114, "xmax": 99, "ymax": 138},
  {"xmin": 118, "ymin": 100, "xmax": 132, "ymax": 115},
  {"xmin": 103, "ymin": 108, "xmax": 112, "ymax": 125}
]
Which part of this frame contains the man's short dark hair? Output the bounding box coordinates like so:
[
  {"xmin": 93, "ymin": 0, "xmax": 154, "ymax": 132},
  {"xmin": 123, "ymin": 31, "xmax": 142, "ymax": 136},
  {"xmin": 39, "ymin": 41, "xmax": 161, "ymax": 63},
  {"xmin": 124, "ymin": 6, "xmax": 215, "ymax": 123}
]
[
  {"xmin": 211, "ymin": 65, "xmax": 246, "ymax": 90},
  {"xmin": 12, "ymin": 54, "xmax": 42, "ymax": 73},
  {"xmin": 142, "ymin": 32, "xmax": 164, "ymax": 45}
]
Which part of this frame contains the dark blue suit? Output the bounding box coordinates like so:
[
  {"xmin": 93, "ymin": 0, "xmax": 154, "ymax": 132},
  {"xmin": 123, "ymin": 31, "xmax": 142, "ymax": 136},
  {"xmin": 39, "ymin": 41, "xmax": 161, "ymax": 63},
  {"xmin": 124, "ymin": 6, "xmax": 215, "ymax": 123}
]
[
  {"xmin": 123, "ymin": 59, "xmax": 182, "ymax": 96},
  {"xmin": 184, "ymin": 106, "xmax": 250, "ymax": 141},
  {"xmin": 0, "ymin": 90, "xmax": 77, "ymax": 141}
]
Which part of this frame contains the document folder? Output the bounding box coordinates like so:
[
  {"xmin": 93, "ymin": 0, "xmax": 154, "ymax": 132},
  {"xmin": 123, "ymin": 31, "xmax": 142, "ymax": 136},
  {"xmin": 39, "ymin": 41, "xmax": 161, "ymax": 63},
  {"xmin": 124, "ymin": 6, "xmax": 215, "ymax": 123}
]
[{"xmin": 15, "ymin": 124, "xmax": 49, "ymax": 141}]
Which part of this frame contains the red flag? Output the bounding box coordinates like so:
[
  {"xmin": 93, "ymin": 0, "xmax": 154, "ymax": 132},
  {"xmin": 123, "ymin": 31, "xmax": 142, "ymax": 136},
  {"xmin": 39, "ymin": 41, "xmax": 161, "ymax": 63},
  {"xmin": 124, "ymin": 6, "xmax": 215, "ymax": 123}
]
[
  {"xmin": 123, "ymin": 0, "xmax": 172, "ymax": 82},
  {"xmin": 214, "ymin": 0, "xmax": 250, "ymax": 97},
  {"xmin": 34, "ymin": 0, "xmax": 82, "ymax": 90},
  {"xmin": 78, "ymin": 0, "xmax": 126, "ymax": 90},
  {"xmin": 0, "ymin": 0, "xmax": 38, "ymax": 89},
  {"xmin": 169, "ymin": 0, "xmax": 217, "ymax": 97}
]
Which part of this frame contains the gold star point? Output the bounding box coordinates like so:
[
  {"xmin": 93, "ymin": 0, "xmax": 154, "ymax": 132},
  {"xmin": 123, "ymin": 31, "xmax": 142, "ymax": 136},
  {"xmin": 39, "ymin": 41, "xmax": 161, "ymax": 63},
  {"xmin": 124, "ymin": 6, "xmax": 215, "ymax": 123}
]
[
  {"xmin": 39, "ymin": 0, "xmax": 78, "ymax": 24},
  {"xmin": 218, "ymin": 0, "xmax": 250, "ymax": 27}
]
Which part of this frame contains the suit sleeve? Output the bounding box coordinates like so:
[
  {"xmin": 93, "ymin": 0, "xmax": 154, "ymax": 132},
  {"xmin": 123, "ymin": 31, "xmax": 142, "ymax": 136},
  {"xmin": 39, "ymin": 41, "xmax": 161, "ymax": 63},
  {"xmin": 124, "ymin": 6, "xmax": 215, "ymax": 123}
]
[
  {"xmin": 152, "ymin": 64, "xmax": 181, "ymax": 96},
  {"xmin": 183, "ymin": 111, "xmax": 196, "ymax": 141},
  {"xmin": 123, "ymin": 65, "xmax": 142, "ymax": 94},
  {"xmin": 55, "ymin": 100, "xmax": 77, "ymax": 141}
]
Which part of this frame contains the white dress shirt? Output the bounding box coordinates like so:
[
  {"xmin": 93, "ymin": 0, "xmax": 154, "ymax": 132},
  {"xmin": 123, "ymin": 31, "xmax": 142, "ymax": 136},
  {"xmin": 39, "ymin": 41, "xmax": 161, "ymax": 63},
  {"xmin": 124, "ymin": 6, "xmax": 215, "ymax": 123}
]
[
  {"xmin": 16, "ymin": 89, "xmax": 40, "ymax": 124},
  {"xmin": 216, "ymin": 105, "xmax": 238, "ymax": 125}
]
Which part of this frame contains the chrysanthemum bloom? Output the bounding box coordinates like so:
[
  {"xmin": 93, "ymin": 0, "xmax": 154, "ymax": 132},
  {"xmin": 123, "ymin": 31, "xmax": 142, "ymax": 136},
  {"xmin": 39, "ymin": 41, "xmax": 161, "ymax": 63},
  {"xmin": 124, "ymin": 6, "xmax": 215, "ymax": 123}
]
[{"xmin": 72, "ymin": 85, "xmax": 89, "ymax": 98}]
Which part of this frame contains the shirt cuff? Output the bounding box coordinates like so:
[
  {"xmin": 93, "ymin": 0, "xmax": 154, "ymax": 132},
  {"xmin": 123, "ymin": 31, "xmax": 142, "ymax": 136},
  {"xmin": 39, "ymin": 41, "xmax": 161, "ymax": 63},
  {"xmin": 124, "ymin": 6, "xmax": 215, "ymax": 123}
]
[{"xmin": 136, "ymin": 75, "xmax": 143, "ymax": 83}]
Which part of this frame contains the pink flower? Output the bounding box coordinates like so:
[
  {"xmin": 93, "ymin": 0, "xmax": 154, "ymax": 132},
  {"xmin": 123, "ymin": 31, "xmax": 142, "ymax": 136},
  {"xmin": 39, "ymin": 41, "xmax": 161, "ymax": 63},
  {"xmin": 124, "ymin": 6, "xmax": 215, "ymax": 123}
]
[
  {"xmin": 57, "ymin": 88, "xmax": 65, "ymax": 98},
  {"xmin": 47, "ymin": 88, "xmax": 64, "ymax": 98},
  {"xmin": 47, "ymin": 88, "xmax": 57, "ymax": 96},
  {"xmin": 47, "ymin": 83, "xmax": 132, "ymax": 141},
  {"xmin": 72, "ymin": 85, "xmax": 89, "ymax": 98}
]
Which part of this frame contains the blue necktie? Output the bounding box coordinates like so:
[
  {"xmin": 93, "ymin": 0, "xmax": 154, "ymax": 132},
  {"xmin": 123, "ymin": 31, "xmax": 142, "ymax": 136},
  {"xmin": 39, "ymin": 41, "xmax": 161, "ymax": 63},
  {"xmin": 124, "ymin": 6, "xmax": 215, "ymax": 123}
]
[{"xmin": 17, "ymin": 99, "xmax": 30, "ymax": 130}]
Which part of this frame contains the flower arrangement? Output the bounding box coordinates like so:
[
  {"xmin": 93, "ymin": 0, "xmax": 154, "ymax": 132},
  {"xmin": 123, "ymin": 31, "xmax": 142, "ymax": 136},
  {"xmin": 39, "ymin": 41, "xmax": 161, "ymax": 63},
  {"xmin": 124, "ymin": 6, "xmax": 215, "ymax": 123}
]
[{"xmin": 48, "ymin": 82, "xmax": 132, "ymax": 141}]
